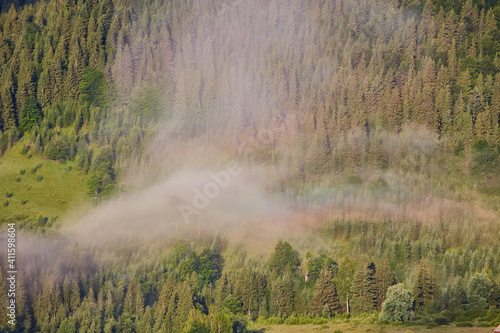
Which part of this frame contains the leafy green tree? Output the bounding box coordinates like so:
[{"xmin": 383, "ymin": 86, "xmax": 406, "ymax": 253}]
[
  {"xmin": 87, "ymin": 169, "xmax": 116, "ymax": 203},
  {"xmin": 467, "ymin": 271, "xmax": 493, "ymax": 309},
  {"xmin": 268, "ymin": 241, "xmax": 299, "ymax": 275},
  {"xmin": 210, "ymin": 311, "xmax": 232, "ymax": 333},
  {"xmin": 304, "ymin": 252, "xmax": 337, "ymax": 282},
  {"xmin": 379, "ymin": 284, "xmax": 415, "ymax": 322},
  {"xmin": 87, "ymin": 148, "xmax": 116, "ymax": 202}
]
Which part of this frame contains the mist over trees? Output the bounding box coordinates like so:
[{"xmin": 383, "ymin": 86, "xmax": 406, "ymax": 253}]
[{"xmin": 0, "ymin": 0, "xmax": 500, "ymax": 331}]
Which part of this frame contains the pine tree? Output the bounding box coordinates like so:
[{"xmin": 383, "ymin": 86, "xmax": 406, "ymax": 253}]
[
  {"xmin": 351, "ymin": 261, "xmax": 378, "ymax": 314},
  {"xmin": 173, "ymin": 283, "xmax": 193, "ymax": 332},
  {"xmin": 268, "ymin": 241, "xmax": 299, "ymax": 275},
  {"xmin": 413, "ymin": 259, "xmax": 435, "ymax": 312},
  {"xmin": 335, "ymin": 256, "xmax": 356, "ymax": 313},
  {"xmin": 310, "ymin": 264, "xmax": 342, "ymax": 315},
  {"xmin": 374, "ymin": 259, "xmax": 396, "ymax": 311}
]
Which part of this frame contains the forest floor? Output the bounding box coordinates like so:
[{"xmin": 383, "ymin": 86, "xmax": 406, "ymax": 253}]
[
  {"xmin": 0, "ymin": 137, "xmax": 90, "ymax": 222},
  {"xmin": 255, "ymin": 324, "xmax": 495, "ymax": 333}
]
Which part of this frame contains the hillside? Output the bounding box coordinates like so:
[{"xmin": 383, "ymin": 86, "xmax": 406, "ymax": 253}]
[{"xmin": 0, "ymin": 0, "xmax": 499, "ymax": 332}]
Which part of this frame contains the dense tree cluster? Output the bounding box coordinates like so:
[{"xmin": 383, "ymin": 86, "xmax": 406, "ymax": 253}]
[
  {"xmin": 1, "ymin": 224, "xmax": 500, "ymax": 332},
  {"xmin": 0, "ymin": 0, "xmax": 498, "ymax": 182},
  {"xmin": 0, "ymin": 0, "xmax": 500, "ymax": 331}
]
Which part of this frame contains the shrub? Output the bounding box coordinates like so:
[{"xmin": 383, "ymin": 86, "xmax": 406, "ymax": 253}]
[
  {"xmin": 19, "ymin": 169, "xmax": 25, "ymax": 175},
  {"xmin": 334, "ymin": 329, "xmax": 343, "ymax": 333},
  {"xmin": 477, "ymin": 321, "xmax": 491, "ymax": 327},
  {"xmin": 45, "ymin": 139, "xmax": 70, "ymax": 161},
  {"xmin": 284, "ymin": 316, "xmax": 300, "ymax": 325},
  {"xmin": 27, "ymin": 152, "xmax": 32, "ymax": 159},
  {"xmin": 30, "ymin": 167, "xmax": 37, "ymax": 173},
  {"xmin": 36, "ymin": 175, "xmax": 43, "ymax": 182},
  {"xmin": 265, "ymin": 317, "xmax": 283, "ymax": 325},
  {"xmin": 21, "ymin": 199, "xmax": 27, "ymax": 205},
  {"xmin": 15, "ymin": 177, "xmax": 21, "ymax": 182},
  {"xmin": 433, "ymin": 316, "xmax": 451, "ymax": 326},
  {"xmin": 313, "ymin": 318, "xmax": 327, "ymax": 325},
  {"xmin": 426, "ymin": 322, "xmax": 438, "ymax": 328},
  {"xmin": 455, "ymin": 322, "xmax": 474, "ymax": 327},
  {"xmin": 5, "ymin": 191, "xmax": 13, "ymax": 198},
  {"xmin": 456, "ymin": 309, "xmax": 487, "ymax": 322},
  {"xmin": 440, "ymin": 310, "xmax": 459, "ymax": 322},
  {"xmin": 3, "ymin": 200, "xmax": 9, "ymax": 207}
]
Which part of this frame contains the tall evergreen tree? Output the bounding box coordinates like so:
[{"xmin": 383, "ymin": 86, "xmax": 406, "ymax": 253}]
[{"xmin": 310, "ymin": 264, "xmax": 342, "ymax": 315}]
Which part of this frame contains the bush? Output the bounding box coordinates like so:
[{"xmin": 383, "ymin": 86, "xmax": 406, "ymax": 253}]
[
  {"xmin": 440, "ymin": 310, "xmax": 459, "ymax": 322},
  {"xmin": 19, "ymin": 169, "xmax": 25, "ymax": 175},
  {"xmin": 21, "ymin": 199, "xmax": 27, "ymax": 205},
  {"xmin": 334, "ymin": 329, "xmax": 343, "ymax": 333},
  {"xmin": 20, "ymin": 144, "xmax": 28, "ymax": 155},
  {"xmin": 45, "ymin": 139, "xmax": 70, "ymax": 161},
  {"xmin": 455, "ymin": 322, "xmax": 474, "ymax": 327},
  {"xmin": 36, "ymin": 175, "xmax": 43, "ymax": 182},
  {"xmin": 426, "ymin": 322, "xmax": 438, "ymax": 328},
  {"xmin": 5, "ymin": 191, "xmax": 13, "ymax": 198},
  {"xmin": 3, "ymin": 200, "xmax": 9, "ymax": 207},
  {"xmin": 284, "ymin": 317, "xmax": 300, "ymax": 325},
  {"xmin": 264, "ymin": 317, "xmax": 283, "ymax": 325},
  {"xmin": 15, "ymin": 177, "xmax": 21, "ymax": 182},
  {"xmin": 433, "ymin": 316, "xmax": 451, "ymax": 326},
  {"xmin": 313, "ymin": 318, "xmax": 327, "ymax": 325},
  {"xmin": 30, "ymin": 167, "xmax": 37, "ymax": 173},
  {"xmin": 456, "ymin": 309, "xmax": 487, "ymax": 322},
  {"xmin": 477, "ymin": 321, "xmax": 492, "ymax": 327}
]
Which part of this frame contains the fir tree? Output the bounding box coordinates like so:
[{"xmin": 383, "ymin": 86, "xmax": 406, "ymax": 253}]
[{"xmin": 310, "ymin": 264, "xmax": 342, "ymax": 315}]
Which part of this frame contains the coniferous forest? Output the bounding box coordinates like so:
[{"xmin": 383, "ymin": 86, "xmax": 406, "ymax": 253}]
[{"xmin": 1, "ymin": 0, "xmax": 500, "ymax": 332}]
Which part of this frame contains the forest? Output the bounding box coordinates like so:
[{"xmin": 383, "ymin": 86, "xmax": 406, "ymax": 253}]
[{"xmin": 0, "ymin": 0, "xmax": 500, "ymax": 332}]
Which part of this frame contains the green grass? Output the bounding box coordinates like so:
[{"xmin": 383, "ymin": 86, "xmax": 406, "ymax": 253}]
[
  {"xmin": 257, "ymin": 323, "xmax": 495, "ymax": 332},
  {"xmin": 0, "ymin": 138, "xmax": 91, "ymax": 223}
]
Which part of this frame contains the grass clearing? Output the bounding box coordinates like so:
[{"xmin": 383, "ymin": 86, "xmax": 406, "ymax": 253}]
[
  {"xmin": 255, "ymin": 323, "xmax": 495, "ymax": 333},
  {"xmin": 0, "ymin": 138, "xmax": 91, "ymax": 223}
]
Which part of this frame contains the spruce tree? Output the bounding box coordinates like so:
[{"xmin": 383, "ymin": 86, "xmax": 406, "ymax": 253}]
[
  {"xmin": 310, "ymin": 264, "xmax": 342, "ymax": 315},
  {"xmin": 351, "ymin": 261, "xmax": 378, "ymax": 314},
  {"xmin": 413, "ymin": 259, "xmax": 435, "ymax": 312}
]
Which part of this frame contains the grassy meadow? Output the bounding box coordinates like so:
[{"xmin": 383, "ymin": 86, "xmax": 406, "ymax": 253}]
[{"xmin": 0, "ymin": 137, "xmax": 91, "ymax": 225}]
